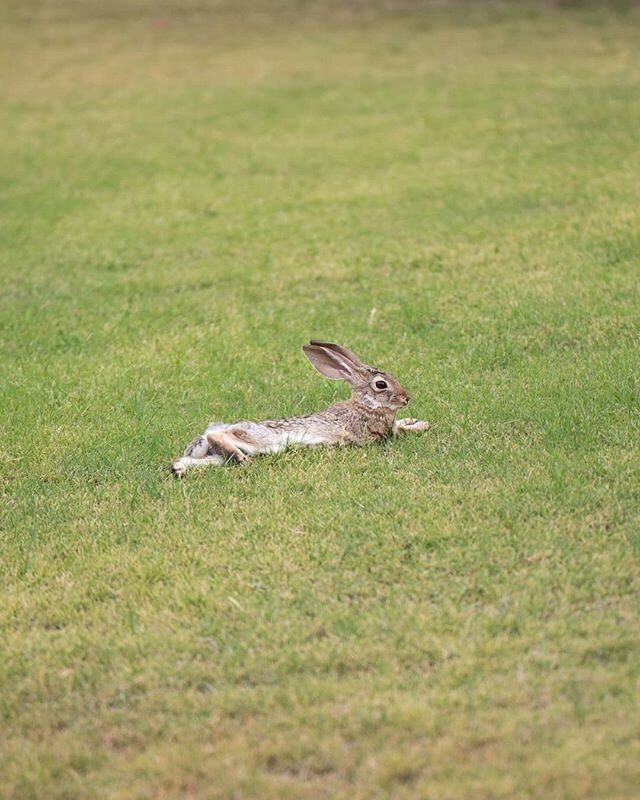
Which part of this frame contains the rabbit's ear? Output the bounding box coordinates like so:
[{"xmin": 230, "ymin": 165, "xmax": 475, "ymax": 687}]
[
  {"xmin": 303, "ymin": 343, "xmax": 365, "ymax": 384},
  {"xmin": 308, "ymin": 340, "xmax": 368, "ymax": 370}
]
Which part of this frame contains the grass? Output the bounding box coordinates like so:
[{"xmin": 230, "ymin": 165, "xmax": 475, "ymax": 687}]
[{"xmin": 1, "ymin": 1, "xmax": 640, "ymax": 797}]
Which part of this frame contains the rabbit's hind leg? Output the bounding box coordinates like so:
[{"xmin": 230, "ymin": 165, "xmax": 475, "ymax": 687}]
[
  {"xmin": 206, "ymin": 426, "xmax": 259, "ymax": 464},
  {"xmin": 171, "ymin": 433, "xmax": 223, "ymax": 477}
]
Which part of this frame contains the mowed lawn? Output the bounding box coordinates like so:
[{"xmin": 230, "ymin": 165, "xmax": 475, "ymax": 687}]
[{"xmin": 1, "ymin": 1, "xmax": 639, "ymax": 798}]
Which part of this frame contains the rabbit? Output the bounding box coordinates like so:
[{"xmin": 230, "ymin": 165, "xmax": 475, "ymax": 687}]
[{"xmin": 171, "ymin": 340, "xmax": 430, "ymax": 476}]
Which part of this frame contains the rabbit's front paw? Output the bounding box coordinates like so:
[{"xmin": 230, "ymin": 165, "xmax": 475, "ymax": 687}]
[{"xmin": 395, "ymin": 418, "xmax": 430, "ymax": 434}]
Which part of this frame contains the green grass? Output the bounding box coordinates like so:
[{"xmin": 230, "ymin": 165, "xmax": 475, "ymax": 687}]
[{"xmin": 2, "ymin": 1, "xmax": 640, "ymax": 797}]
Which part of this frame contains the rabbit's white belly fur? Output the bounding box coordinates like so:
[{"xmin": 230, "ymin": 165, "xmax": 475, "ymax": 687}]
[
  {"xmin": 205, "ymin": 420, "xmax": 329, "ymax": 454},
  {"xmin": 267, "ymin": 427, "xmax": 331, "ymax": 452}
]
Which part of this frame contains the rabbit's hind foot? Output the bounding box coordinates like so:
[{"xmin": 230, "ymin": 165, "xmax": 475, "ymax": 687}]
[{"xmin": 171, "ymin": 454, "xmax": 223, "ymax": 477}]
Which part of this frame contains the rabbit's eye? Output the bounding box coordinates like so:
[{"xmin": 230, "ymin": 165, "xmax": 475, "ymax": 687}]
[{"xmin": 374, "ymin": 379, "xmax": 388, "ymax": 390}]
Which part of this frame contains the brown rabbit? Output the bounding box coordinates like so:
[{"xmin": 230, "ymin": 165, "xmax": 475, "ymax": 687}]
[{"xmin": 171, "ymin": 340, "xmax": 429, "ymax": 476}]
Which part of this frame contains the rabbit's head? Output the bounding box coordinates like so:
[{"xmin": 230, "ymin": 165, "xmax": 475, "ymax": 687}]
[{"xmin": 303, "ymin": 340, "xmax": 410, "ymax": 411}]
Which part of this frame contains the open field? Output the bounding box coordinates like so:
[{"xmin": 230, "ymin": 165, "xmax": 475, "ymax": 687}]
[{"xmin": 1, "ymin": 2, "xmax": 640, "ymax": 797}]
